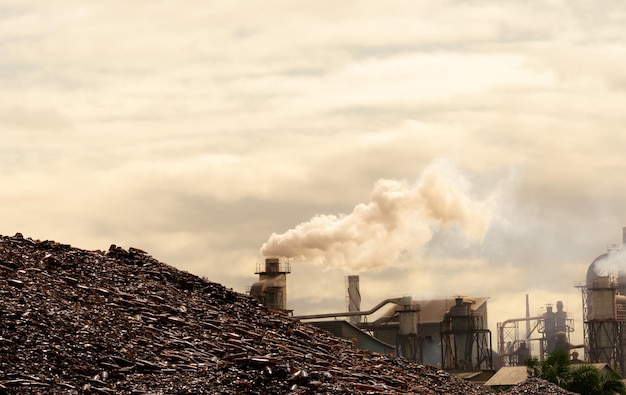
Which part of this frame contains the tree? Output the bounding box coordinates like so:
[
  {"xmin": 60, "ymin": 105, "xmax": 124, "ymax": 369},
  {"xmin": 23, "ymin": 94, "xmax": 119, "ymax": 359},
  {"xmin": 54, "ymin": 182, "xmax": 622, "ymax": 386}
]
[
  {"xmin": 599, "ymin": 369, "xmax": 626, "ymax": 395},
  {"xmin": 524, "ymin": 350, "xmax": 626, "ymax": 395},
  {"xmin": 567, "ymin": 364, "xmax": 602, "ymax": 395},
  {"xmin": 541, "ymin": 350, "xmax": 571, "ymax": 387},
  {"xmin": 525, "ymin": 357, "xmax": 541, "ymax": 378}
]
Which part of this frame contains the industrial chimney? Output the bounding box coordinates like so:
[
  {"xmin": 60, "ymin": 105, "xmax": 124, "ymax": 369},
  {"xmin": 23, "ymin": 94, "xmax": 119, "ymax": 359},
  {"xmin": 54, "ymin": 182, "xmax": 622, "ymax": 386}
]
[
  {"xmin": 347, "ymin": 275, "xmax": 361, "ymax": 324},
  {"xmin": 249, "ymin": 258, "xmax": 291, "ymax": 313}
]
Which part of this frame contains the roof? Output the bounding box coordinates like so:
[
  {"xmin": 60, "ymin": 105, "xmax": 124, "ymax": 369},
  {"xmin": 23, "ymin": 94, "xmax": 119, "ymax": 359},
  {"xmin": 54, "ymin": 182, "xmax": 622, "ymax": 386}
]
[
  {"xmin": 572, "ymin": 363, "xmax": 616, "ymax": 373},
  {"xmin": 376, "ymin": 297, "xmax": 489, "ymax": 324},
  {"xmin": 484, "ymin": 366, "xmax": 528, "ymax": 387},
  {"xmin": 310, "ymin": 320, "xmax": 396, "ymax": 354}
]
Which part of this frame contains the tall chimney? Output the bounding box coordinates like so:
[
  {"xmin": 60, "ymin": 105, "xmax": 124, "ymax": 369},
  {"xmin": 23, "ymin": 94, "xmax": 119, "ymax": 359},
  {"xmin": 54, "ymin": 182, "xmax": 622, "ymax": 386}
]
[
  {"xmin": 347, "ymin": 275, "xmax": 361, "ymax": 324},
  {"xmin": 525, "ymin": 294, "xmax": 531, "ymax": 340},
  {"xmin": 622, "ymin": 227, "xmax": 626, "ymax": 246}
]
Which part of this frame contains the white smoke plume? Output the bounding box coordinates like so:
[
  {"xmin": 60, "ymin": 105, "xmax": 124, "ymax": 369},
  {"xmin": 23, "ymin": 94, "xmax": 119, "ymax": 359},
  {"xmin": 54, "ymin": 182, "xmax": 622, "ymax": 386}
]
[{"xmin": 260, "ymin": 161, "xmax": 494, "ymax": 271}]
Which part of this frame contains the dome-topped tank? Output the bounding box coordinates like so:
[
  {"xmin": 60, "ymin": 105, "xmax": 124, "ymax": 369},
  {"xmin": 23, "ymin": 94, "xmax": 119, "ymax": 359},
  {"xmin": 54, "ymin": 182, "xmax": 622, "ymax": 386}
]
[{"xmin": 586, "ymin": 227, "xmax": 626, "ymax": 289}]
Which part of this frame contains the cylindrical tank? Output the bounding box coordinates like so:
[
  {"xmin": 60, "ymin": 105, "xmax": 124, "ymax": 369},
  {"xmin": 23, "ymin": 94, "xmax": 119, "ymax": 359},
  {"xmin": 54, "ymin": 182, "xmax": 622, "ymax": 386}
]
[
  {"xmin": 398, "ymin": 296, "xmax": 417, "ymax": 336},
  {"xmin": 450, "ymin": 297, "xmax": 472, "ymax": 368},
  {"xmin": 266, "ymin": 258, "xmax": 280, "ymax": 273},
  {"xmin": 396, "ymin": 296, "xmax": 419, "ymax": 361},
  {"xmin": 590, "ymin": 277, "xmax": 617, "ymax": 320},
  {"xmin": 543, "ymin": 306, "xmax": 556, "ymax": 354},
  {"xmin": 516, "ymin": 341, "xmax": 530, "ymax": 366},
  {"xmin": 555, "ymin": 301, "xmax": 567, "ymax": 333}
]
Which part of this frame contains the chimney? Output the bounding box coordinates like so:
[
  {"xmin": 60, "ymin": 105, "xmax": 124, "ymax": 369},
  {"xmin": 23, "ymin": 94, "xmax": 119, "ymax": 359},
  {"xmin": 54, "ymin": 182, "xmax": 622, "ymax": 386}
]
[
  {"xmin": 622, "ymin": 227, "xmax": 626, "ymax": 246},
  {"xmin": 347, "ymin": 275, "xmax": 361, "ymax": 324}
]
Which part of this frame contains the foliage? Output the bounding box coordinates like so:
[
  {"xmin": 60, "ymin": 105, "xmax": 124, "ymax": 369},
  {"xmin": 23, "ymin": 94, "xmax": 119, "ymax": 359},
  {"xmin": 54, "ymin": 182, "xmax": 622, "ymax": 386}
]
[
  {"xmin": 524, "ymin": 350, "xmax": 626, "ymax": 395},
  {"xmin": 541, "ymin": 350, "xmax": 571, "ymax": 386},
  {"xmin": 567, "ymin": 364, "xmax": 601, "ymax": 395},
  {"xmin": 525, "ymin": 357, "xmax": 541, "ymax": 378},
  {"xmin": 599, "ymin": 370, "xmax": 626, "ymax": 395}
]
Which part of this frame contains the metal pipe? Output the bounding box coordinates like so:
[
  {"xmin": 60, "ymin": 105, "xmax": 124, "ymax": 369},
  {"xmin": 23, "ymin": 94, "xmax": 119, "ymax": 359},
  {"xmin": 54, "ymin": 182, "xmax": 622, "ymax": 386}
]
[
  {"xmin": 293, "ymin": 297, "xmax": 407, "ymax": 320},
  {"xmin": 498, "ymin": 316, "xmax": 545, "ymax": 364}
]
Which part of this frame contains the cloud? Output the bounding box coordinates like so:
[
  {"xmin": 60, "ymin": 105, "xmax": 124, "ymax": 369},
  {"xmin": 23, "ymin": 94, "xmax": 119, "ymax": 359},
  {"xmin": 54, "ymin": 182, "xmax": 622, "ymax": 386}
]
[{"xmin": 2, "ymin": 0, "xmax": 626, "ymax": 350}]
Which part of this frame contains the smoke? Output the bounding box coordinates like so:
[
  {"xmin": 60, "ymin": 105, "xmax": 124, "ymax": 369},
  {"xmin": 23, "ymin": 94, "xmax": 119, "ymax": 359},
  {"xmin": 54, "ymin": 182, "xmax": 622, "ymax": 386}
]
[{"xmin": 260, "ymin": 160, "xmax": 494, "ymax": 271}]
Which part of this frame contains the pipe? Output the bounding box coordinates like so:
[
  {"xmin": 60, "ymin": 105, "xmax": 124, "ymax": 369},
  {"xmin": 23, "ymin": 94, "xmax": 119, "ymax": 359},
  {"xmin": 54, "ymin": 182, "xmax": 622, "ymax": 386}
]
[
  {"xmin": 293, "ymin": 297, "xmax": 409, "ymax": 320},
  {"xmin": 498, "ymin": 316, "xmax": 545, "ymax": 364}
]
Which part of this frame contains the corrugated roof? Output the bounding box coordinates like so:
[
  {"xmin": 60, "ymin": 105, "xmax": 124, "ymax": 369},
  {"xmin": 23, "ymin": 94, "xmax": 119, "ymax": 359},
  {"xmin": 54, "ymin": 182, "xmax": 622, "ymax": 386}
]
[{"xmin": 484, "ymin": 366, "xmax": 528, "ymax": 387}]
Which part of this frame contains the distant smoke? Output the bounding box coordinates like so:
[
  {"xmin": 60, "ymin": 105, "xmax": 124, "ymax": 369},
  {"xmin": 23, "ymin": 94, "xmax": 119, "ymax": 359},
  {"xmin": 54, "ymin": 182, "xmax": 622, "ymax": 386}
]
[{"xmin": 260, "ymin": 161, "xmax": 494, "ymax": 271}]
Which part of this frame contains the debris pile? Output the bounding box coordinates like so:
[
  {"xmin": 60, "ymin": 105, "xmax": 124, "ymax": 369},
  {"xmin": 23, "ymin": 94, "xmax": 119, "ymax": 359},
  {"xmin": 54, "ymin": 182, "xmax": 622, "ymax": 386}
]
[
  {"xmin": 0, "ymin": 233, "xmax": 571, "ymax": 394},
  {"xmin": 502, "ymin": 377, "xmax": 578, "ymax": 395}
]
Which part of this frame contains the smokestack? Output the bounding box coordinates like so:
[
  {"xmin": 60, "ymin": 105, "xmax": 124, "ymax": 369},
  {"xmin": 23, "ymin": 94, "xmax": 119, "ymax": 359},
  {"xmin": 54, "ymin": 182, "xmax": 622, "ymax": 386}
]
[
  {"xmin": 622, "ymin": 227, "xmax": 626, "ymax": 247},
  {"xmin": 525, "ymin": 294, "xmax": 531, "ymax": 340},
  {"xmin": 249, "ymin": 258, "xmax": 291, "ymax": 312},
  {"xmin": 347, "ymin": 275, "xmax": 361, "ymax": 324}
]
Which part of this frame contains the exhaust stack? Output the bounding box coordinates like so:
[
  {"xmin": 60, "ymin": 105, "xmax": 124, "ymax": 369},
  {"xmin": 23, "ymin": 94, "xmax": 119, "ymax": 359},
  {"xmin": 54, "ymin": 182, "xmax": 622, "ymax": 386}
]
[
  {"xmin": 249, "ymin": 258, "xmax": 291, "ymax": 313},
  {"xmin": 347, "ymin": 275, "xmax": 361, "ymax": 324}
]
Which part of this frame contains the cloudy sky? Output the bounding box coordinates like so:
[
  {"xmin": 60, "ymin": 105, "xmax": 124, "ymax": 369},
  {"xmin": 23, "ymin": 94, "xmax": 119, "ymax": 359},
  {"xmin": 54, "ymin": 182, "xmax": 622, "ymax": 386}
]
[{"xmin": 2, "ymin": 1, "xmax": 626, "ymax": 351}]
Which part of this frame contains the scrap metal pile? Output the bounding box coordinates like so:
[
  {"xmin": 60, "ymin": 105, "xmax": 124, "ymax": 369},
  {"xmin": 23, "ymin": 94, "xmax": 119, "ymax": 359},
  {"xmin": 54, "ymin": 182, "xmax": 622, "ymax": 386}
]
[{"xmin": 0, "ymin": 233, "xmax": 569, "ymax": 394}]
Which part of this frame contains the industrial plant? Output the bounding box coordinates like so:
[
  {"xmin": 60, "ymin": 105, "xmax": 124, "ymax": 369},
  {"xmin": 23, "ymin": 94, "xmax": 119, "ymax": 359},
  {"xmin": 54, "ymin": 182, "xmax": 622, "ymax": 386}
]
[{"xmin": 249, "ymin": 227, "xmax": 626, "ymax": 384}]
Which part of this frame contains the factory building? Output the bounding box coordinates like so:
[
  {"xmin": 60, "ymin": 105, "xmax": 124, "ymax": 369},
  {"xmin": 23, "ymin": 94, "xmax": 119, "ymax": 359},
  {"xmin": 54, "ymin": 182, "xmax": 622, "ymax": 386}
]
[
  {"xmin": 252, "ymin": 228, "xmax": 626, "ymax": 382},
  {"xmin": 362, "ymin": 296, "xmax": 492, "ymax": 370},
  {"xmin": 281, "ymin": 275, "xmax": 493, "ymax": 377}
]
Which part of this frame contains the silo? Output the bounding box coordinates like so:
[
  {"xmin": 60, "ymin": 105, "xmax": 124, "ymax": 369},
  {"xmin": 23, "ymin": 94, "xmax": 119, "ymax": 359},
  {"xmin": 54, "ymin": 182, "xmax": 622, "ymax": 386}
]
[
  {"xmin": 587, "ymin": 275, "xmax": 621, "ymax": 370},
  {"xmin": 396, "ymin": 296, "xmax": 420, "ymax": 361},
  {"xmin": 441, "ymin": 297, "xmax": 493, "ymax": 371},
  {"xmin": 543, "ymin": 305, "xmax": 556, "ymax": 355}
]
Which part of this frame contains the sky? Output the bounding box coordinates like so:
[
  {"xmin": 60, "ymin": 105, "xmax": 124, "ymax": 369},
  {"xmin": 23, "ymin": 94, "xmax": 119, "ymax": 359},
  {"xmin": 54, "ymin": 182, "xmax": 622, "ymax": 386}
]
[{"xmin": 2, "ymin": 0, "xmax": 626, "ymax": 354}]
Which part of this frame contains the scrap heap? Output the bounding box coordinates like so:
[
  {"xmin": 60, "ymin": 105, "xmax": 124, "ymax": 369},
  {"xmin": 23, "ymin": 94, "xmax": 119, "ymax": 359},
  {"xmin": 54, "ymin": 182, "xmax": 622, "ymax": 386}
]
[{"xmin": 0, "ymin": 233, "xmax": 562, "ymax": 394}]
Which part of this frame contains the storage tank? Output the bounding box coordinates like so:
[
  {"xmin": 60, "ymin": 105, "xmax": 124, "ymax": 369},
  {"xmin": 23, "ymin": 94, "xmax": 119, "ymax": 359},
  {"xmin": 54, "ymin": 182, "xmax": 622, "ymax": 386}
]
[
  {"xmin": 581, "ymin": 228, "xmax": 626, "ymax": 376},
  {"xmin": 396, "ymin": 296, "xmax": 419, "ymax": 361}
]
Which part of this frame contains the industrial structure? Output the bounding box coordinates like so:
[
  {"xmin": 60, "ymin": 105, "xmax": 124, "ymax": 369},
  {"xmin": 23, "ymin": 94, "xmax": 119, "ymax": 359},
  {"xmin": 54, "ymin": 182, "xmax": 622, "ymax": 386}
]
[
  {"xmin": 251, "ymin": 227, "xmax": 626, "ymax": 383},
  {"xmin": 249, "ymin": 258, "xmax": 291, "ymax": 313},
  {"xmin": 440, "ymin": 297, "xmax": 493, "ymax": 371},
  {"xmin": 346, "ymin": 275, "xmax": 361, "ymax": 325},
  {"xmin": 294, "ymin": 294, "xmax": 421, "ymax": 362},
  {"xmin": 284, "ymin": 274, "xmax": 493, "ymax": 375},
  {"xmin": 576, "ymin": 227, "xmax": 626, "ymax": 376},
  {"xmin": 497, "ymin": 298, "xmax": 577, "ymax": 367}
]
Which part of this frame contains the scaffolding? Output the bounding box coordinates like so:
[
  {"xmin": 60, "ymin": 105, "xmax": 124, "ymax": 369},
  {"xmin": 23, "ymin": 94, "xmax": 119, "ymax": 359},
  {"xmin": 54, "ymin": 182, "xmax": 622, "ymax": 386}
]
[{"xmin": 576, "ymin": 276, "xmax": 626, "ymax": 376}]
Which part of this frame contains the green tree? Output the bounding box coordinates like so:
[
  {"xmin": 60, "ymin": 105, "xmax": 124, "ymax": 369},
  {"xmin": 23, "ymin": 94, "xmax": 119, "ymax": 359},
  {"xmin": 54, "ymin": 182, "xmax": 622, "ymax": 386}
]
[
  {"xmin": 524, "ymin": 350, "xmax": 626, "ymax": 395},
  {"xmin": 541, "ymin": 350, "xmax": 571, "ymax": 386},
  {"xmin": 599, "ymin": 369, "xmax": 626, "ymax": 395},
  {"xmin": 567, "ymin": 364, "xmax": 602, "ymax": 395},
  {"xmin": 525, "ymin": 357, "xmax": 541, "ymax": 378}
]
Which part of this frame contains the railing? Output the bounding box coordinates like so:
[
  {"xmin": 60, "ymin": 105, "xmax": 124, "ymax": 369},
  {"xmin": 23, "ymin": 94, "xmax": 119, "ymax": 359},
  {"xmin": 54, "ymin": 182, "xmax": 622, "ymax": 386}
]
[{"xmin": 255, "ymin": 259, "xmax": 291, "ymax": 274}]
